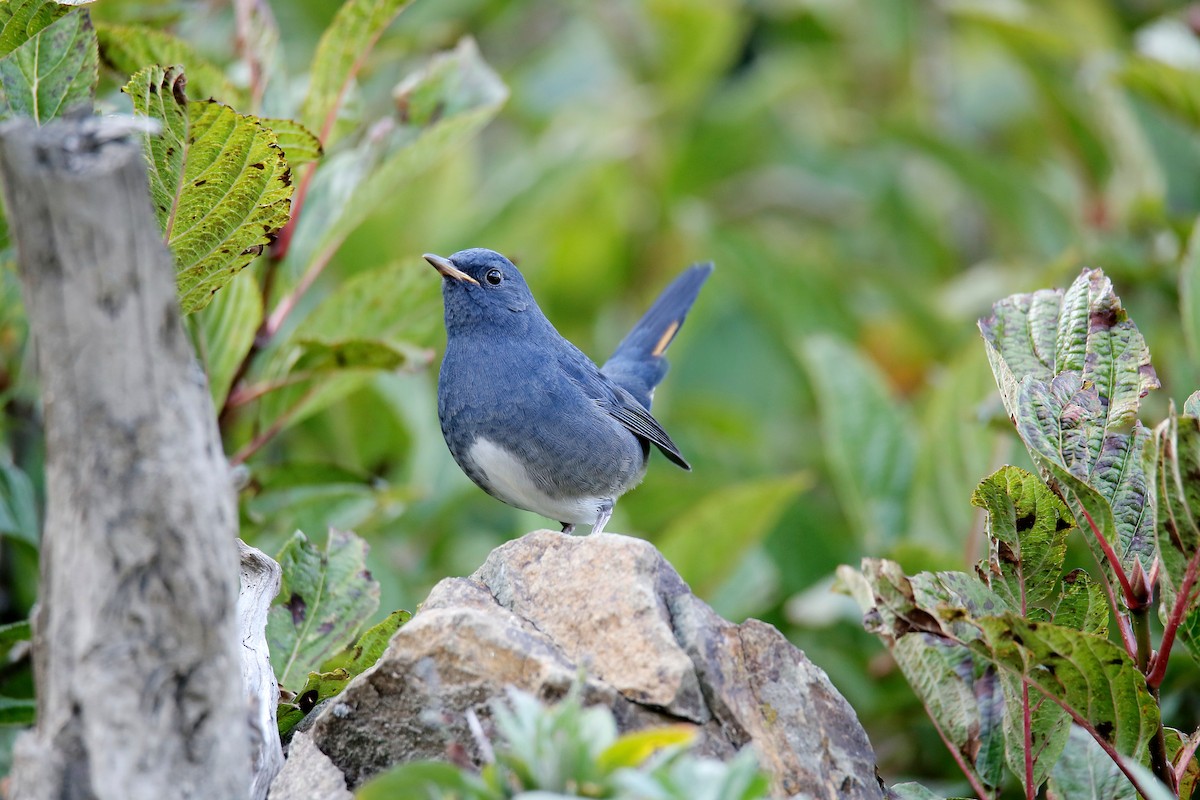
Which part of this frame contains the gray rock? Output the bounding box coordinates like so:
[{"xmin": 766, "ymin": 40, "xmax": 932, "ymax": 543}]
[
  {"xmin": 287, "ymin": 530, "xmax": 883, "ymax": 800},
  {"xmin": 268, "ymin": 732, "xmax": 352, "ymax": 800}
]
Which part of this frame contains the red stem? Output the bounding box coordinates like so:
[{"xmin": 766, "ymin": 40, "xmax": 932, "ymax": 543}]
[
  {"xmin": 1174, "ymin": 728, "xmax": 1200, "ymax": 785},
  {"xmin": 1147, "ymin": 546, "xmax": 1200, "ymax": 688},
  {"xmin": 926, "ymin": 712, "xmax": 993, "ymax": 800},
  {"xmin": 1078, "ymin": 505, "xmax": 1139, "ymax": 608},
  {"xmin": 228, "ymin": 385, "xmax": 320, "ymax": 466}
]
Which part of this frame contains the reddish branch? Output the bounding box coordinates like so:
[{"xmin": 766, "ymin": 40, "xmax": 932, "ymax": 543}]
[{"xmin": 1148, "ymin": 546, "xmax": 1200, "ymax": 688}]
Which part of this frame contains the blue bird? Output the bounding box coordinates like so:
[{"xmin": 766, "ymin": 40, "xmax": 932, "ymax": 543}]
[{"xmin": 425, "ymin": 248, "xmax": 712, "ymax": 534}]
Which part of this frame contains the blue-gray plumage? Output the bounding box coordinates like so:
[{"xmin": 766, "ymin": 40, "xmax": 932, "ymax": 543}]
[{"xmin": 425, "ymin": 248, "xmax": 712, "ymax": 534}]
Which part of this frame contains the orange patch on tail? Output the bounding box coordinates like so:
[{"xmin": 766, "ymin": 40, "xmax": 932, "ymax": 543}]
[{"xmin": 652, "ymin": 321, "xmax": 681, "ymax": 357}]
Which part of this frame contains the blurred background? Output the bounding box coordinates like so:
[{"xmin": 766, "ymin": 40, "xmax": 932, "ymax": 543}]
[{"xmin": 6, "ymin": 0, "xmax": 1200, "ymax": 792}]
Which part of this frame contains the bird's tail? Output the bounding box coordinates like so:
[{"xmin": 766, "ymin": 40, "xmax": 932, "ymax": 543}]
[{"xmin": 601, "ymin": 262, "xmax": 713, "ymax": 409}]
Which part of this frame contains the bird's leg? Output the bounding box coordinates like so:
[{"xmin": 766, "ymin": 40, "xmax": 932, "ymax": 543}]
[
  {"xmin": 591, "ymin": 501, "xmax": 614, "ymax": 535},
  {"xmin": 560, "ymin": 522, "xmax": 576, "ymax": 535}
]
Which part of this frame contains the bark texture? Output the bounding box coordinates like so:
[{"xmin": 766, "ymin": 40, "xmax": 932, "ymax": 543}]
[
  {"xmin": 0, "ymin": 117, "xmax": 249, "ymax": 799},
  {"xmin": 240, "ymin": 541, "xmax": 285, "ymax": 799}
]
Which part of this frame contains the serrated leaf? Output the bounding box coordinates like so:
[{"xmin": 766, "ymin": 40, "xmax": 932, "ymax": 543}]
[
  {"xmin": 981, "ymin": 269, "xmax": 1158, "ymax": 427},
  {"xmin": 597, "ymin": 726, "xmax": 697, "ymax": 771},
  {"xmin": 972, "ymin": 466, "xmax": 1074, "ymax": 613},
  {"xmin": 657, "ymin": 474, "xmax": 808, "ymax": 597},
  {"xmin": 266, "ymin": 528, "xmax": 380, "ymax": 693},
  {"xmin": 322, "ymin": 608, "xmax": 408, "ymax": 676},
  {"xmin": 972, "ymin": 615, "xmax": 1159, "ymax": 764},
  {"xmin": 1154, "ymin": 404, "xmax": 1200, "ymax": 664},
  {"xmin": 798, "ymin": 335, "xmax": 916, "ymax": 550},
  {"xmin": 1052, "ymin": 570, "xmax": 1108, "ymax": 637},
  {"xmin": 886, "ymin": 784, "xmax": 948, "ymax": 800},
  {"xmin": 196, "ymin": 267, "xmax": 262, "ymax": 408},
  {"xmin": 95, "ymin": 22, "xmax": 239, "ymax": 104},
  {"xmin": 891, "ymin": 634, "xmax": 1006, "ymax": 790},
  {"xmin": 1166, "ymin": 727, "xmax": 1200, "ymax": 800},
  {"xmin": 299, "ymin": 0, "xmax": 414, "ymax": 146},
  {"xmin": 1016, "ymin": 372, "xmax": 1156, "ymax": 578},
  {"xmin": 1048, "ymin": 724, "xmax": 1175, "ymax": 800},
  {"xmin": 0, "ymin": 7, "xmax": 96, "ymax": 124},
  {"xmin": 285, "ymin": 37, "xmax": 507, "ymax": 285},
  {"xmin": 124, "ymin": 65, "xmax": 293, "ymax": 313},
  {"xmin": 259, "ymin": 117, "xmax": 322, "ymax": 165}
]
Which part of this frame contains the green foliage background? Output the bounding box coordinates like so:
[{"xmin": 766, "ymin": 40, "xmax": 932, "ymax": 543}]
[{"xmin": 4, "ymin": 0, "xmax": 1200, "ymax": 792}]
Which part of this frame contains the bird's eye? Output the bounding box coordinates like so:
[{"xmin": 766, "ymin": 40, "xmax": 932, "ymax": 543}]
[{"xmin": 485, "ymin": 269, "xmax": 503, "ymax": 285}]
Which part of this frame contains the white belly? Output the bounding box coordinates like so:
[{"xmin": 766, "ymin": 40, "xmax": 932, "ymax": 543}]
[{"xmin": 467, "ymin": 437, "xmax": 605, "ymax": 525}]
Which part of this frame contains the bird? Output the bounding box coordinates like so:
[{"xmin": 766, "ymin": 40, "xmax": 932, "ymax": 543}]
[{"xmin": 425, "ymin": 248, "xmax": 712, "ymax": 535}]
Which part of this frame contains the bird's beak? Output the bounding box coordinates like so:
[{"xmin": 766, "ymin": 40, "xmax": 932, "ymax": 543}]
[{"xmin": 423, "ymin": 253, "xmax": 479, "ymax": 285}]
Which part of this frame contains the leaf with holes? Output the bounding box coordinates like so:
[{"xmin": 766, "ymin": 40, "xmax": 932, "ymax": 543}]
[
  {"xmin": 265, "ymin": 528, "xmax": 380, "ymax": 693},
  {"xmin": 123, "ymin": 65, "xmax": 293, "ymax": 313},
  {"xmin": 972, "ymin": 465, "xmax": 1074, "ymax": 614},
  {"xmin": 0, "ymin": 5, "xmax": 96, "ymax": 124}
]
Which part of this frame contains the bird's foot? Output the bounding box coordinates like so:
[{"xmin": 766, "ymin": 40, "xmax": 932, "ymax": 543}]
[
  {"xmin": 560, "ymin": 522, "xmax": 576, "ymax": 535},
  {"xmin": 590, "ymin": 501, "xmax": 614, "ymax": 535}
]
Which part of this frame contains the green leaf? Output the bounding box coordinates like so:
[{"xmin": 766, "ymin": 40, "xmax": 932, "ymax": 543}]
[
  {"xmin": 1181, "ymin": 222, "xmax": 1200, "ymax": 365},
  {"xmin": 0, "ymin": 6, "xmax": 96, "ymax": 124},
  {"xmin": 321, "ymin": 608, "xmax": 409, "ymax": 676},
  {"xmin": 123, "ymin": 65, "xmax": 293, "ymax": 313},
  {"xmin": 95, "ymin": 22, "xmax": 239, "ymax": 104},
  {"xmin": 1016, "ymin": 372, "xmax": 1156, "ymax": 578},
  {"xmin": 0, "ymin": 458, "xmax": 38, "ymax": 546},
  {"xmin": 0, "ymin": 0, "xmax": 68, "ymax": 60},
  {"xmin": 1048, "ymin": 724, "xmax": 1175, "ymax": 800},
  {"xmin": 292, "ymin": 339, "xmax": 417, "ymax": 373},
  {"xmin": 357, "ymin": 761, "xmax": 488, "ymax": 800},
  {"xmin": 299, "ymin": 0, "xmax": 414, "ymax": 146},
  {"xmin": 798, "ymin": 335, "xmax": 916, "ymax": 550},
  {"xmin": 285, "ymin": 37, "xmax": 507, "ymax": 284},
  {"xmin": 266, "ymin": 528, "xmax": 380, "ymax": 693},
  {"xmin": 657, "ymin": 474, "xmax": 808, "ymax": 597},
  {"xmin": 259, "ymin": 117, "xmax": 322, "ymax": 166},
  {"xmin": 0, "ymin": 619, "xmax": 30, "ymax": 647},
  {"xmin": 971, "ymin": 465, "xmax": 1075, "ymax": 613},
  {"xmin": 972, "ymin": 615, "xmax": 1160, "ymax": 765},
  {"xmin": 892, "ymin": 634, "xmax": 1006, "ymax": 790},
  {"xmin": 1052, "ymin": 570, "xmax": 1108, "ymax": 637},
  {"xmin": 255, "ymin": 260, "xmax": 440, "ymax": 436},
  {"xmin": 1166, "ymin": 727, "xmax": 1200, "ymax": 800},
  {"xmin": 1119, "ymin": 55, "xmax": 1200, "ymax": 132},
  {"xmin": 979, "ymin": 268, "xmax": 1159, "ymax": 428},
  {"xmin": 196, "ymin": 267, "xmax": 262, "ymax": 408},
  {"xmin": 1154, "ymin": 403, "xmax": 1200, "ymax": 662},
  {"xmin": 886, "ymin": 784, "xmax": 949, "ymax": 800},
  {"xmin": 0, "ymin": 696, "xmax": 34, "ymax": 726}
]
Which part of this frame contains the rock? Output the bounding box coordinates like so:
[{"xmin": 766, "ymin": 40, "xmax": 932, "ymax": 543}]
[
  {"xmin": 294, "ymin": 530, "xmax": 883, "ymax": 799},
  {"xmin": 268, "ymin": 732, "xmax": 352, "ymax": 800}
]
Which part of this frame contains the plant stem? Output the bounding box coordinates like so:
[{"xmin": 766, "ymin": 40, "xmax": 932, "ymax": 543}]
[
  {"xmin": 926, "ymin": 713, "xmax": 992, "ymax": 800},
  {"xmin": 1132, "ymin": 604, "xmax": 1177, "ymax": 792},
  {"xmin": 1174, "ymin": 728, "xmax": 1200, "ymax": 786},
  {"xmin": 1022, "ymin": 680, "xmax": 1034, "ymax": 800},
  {"xmin": 1079, "ymin": 506, "xmax": 1140, "ymax": 609},
  {"xmin": 1148, "ymin": 546, "xmax": 1200, "ymax": 688}
]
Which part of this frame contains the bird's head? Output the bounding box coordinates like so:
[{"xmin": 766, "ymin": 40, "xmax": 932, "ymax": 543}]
[{"xmin": 424, "ymin": 248, "xmax": 538, "ymax": 334}]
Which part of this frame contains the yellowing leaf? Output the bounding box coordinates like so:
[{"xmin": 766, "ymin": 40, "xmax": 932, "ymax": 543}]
[
  {"xmin": 597, "ymin": 725, "xmax": 697, "ymax": 771},
  {"xmin": 124, "ymin": 65, "xmax": 293, "ymax": 313}
]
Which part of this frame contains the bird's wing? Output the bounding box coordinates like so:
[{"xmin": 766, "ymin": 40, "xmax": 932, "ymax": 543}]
[{"xmin": 559, "ymin": 351, "xmax": 691, "ymax": 471}]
